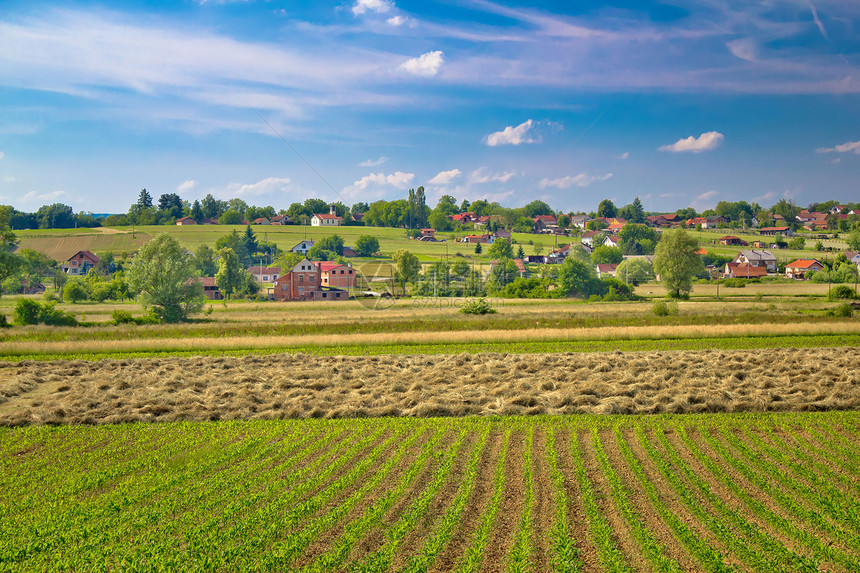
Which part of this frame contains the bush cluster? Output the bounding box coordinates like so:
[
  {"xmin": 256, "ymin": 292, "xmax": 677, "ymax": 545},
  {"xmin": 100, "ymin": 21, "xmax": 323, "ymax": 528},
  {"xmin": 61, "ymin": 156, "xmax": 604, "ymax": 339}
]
[
  {"xmin": 459, "ymin": 298, "xmax": 497, "ymax": 315},
  {"xmin": 13, "ymin": 299, "xmax": 78, "ymax": 326}
]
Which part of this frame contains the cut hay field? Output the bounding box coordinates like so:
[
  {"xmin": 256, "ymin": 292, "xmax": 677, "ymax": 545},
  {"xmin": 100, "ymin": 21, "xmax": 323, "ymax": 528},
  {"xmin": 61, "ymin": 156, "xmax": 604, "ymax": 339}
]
[
  {"xmin": 3, "ymin": 411, "xmax": 860, "ymax": 571},
  {"xmin": 2, "ymin": 347, "xmax": 858, "ymax": 425}
]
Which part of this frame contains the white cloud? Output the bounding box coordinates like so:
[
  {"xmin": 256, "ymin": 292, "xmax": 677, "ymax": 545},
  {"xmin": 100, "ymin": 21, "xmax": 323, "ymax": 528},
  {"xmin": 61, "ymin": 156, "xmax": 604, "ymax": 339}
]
[
  {"xmin": 659, "ymin": 131, "xmax": 724, "ymax": 153},
  {"xmin": 429, "ymin": 169, "xmax": 461, "ymax": 185},
  {"xmin": 360, "ymin": 156, "xmax": 389, "ymax": 167},
  {"xmin": 350, "ymin": 171, "xmax": 414, "ymax": 191},
  {"xmin": 387, "ymin": 16, "xmax": 407, "ymax": 26},
  {"xmin": 399, "ymin": 51, "xmax": 445, "ymax": 77},
  {"xmin": 727, "ymin": 39, "xmax": 758, "ymax": 62},
  {"xmin": 816, "ymin": 139, "xmax": 860, "ymax": 154},
  {"xmin": 470, "ymin": 168, "xmax": 516, "ymax": 184},
  {"xmin": 832, "ymin": 157, "xmax": 841, "ymax": 164},
  {"xmin": 485, "ymin": 120, "xmax": 536, "ymax": 147},
  {"xmin": 352, "ymin": 0, "xmax": 392, "ymax": 15},
  {"xmin": 3, "ymin": 176, "xmax": 15, "ymax": 183},
  {"xmin": 20, "ymin": 190, "xmax": 66, "ymax": 206},
  {"xmin": 538, "ymin": 173, "xmax": 613, "ymax": 189},
  {"xmin": 0, "ymin": 152, "xmax": 4, "ymax": 160},
  {"xmin": 691, "ymin": 190, "xmax": 720, "ymax": 210},
  {"xmin": 226, "ymin": 176, "xmax": 291, "ymax": 198},
  {"xmin": 618, "ymin": 152, "xmax": 629, "ymax": 160},
  {"xmin": 177, "ymin": 180, "xmax": 196, "ymax": 193}
]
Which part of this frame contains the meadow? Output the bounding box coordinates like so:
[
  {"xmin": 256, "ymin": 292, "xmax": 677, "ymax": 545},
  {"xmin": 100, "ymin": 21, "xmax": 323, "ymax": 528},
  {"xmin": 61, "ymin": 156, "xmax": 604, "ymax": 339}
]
[{"xmin": 2, "ymin": 412, "xmax": 859, "ymax": 571}]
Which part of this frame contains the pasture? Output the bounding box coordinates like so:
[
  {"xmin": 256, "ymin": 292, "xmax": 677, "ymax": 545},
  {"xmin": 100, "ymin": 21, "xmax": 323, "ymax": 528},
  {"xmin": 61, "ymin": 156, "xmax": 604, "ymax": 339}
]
[{"xmin": 2, "ymin": 412, "xmax": 859, "ymax": 571}]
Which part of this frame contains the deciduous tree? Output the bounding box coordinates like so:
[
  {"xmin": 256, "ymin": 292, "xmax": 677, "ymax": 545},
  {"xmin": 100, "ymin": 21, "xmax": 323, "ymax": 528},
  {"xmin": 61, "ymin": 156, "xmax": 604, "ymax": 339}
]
[
  {"xmin": 653, "ymin": 228, "xmax": 703, "ymax": 298},
  {"xmin": 127, "ymin": 233, "xmax": 205, "ymax": 322}
]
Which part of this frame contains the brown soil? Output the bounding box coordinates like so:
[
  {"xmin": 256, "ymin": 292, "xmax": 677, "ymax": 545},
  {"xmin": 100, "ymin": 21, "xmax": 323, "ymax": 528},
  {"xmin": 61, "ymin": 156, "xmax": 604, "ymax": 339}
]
[
  {"xmin": 2, "ymin": 347, "xmax": 859, "ymax": 426},
  {"xmin": 479, "ymin": 428, "xmax": 526, "ymax": 572},
  {"xmin": 600, "ymin": 427, "xmax": 698, "ymax": 570},
  {"xmin": 431, "ymin": 429, "xmax": 505, "ymax": 572}
]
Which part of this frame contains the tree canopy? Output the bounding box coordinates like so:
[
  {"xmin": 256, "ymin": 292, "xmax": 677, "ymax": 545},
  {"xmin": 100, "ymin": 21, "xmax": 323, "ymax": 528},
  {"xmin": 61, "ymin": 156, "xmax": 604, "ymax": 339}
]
[
  {"xmin": 127, "ymin": 233, "xmax": 205, "ymax": 322},
  {"xmin": 653, "ymin": 228, "xmax": 703, "ymax": 298}
]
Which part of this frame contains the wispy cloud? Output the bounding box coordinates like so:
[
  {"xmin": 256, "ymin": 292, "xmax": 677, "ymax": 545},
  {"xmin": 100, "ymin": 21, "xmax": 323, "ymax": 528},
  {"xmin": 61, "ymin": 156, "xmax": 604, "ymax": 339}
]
[
  {"xmin": 469, "ymin": 168, "xmax": 516, "ymax": 184},
  {"xmin": 360, "ymin": 156, "xmax": 389, "ymax": 167},
  {"xmin": 177, "ymin": 180, "xmax": 196, "ymax": 193},
  {"xmin": 428, "ymin": 169, "xmax": 461, "ymax": 185},
  {"xmin": 225, "ymin": 176, "xmax": 292, "ymax": 198},
  {"xmin": 618, "ymin": 152, "xmax": 629, "ymax": 160},
  {"xmin": 387, "ymin": 16, "xmax": 407, "ymax": 26},
  {"xmin": 399, "ymin": 51, "xmax": 445, "ymax": 77},
  {"xmin": 20, "ymin": 189, "xmax": 66, "ymax": 207},
  {"xmin": 352, "ymin": 0, "xmax": 392, "ymax": 16},
  {"xmin": 816, "ymin": 139, "xmax": 860, "ymax": 154},
  {"xmin": 349, "ymin": 171, "xmax": 414, "ymax": 191},
  {"xmin": 485, "ymin": 120, "xmax": 536, "ymax": 146},
  {"xmin": 538, "ymin": 173, "xmax": 613, "ymax": 189},
  {"xmin": 659, "ymin": 132, "xmax": 724, "ymax": 153},
  {"xmin": 692, "ymin": 190, "xmax": 720, "ymax": 210},
  {"xmin": 0, "ymin": 152, "xmax": 4, "ymax": 160}
]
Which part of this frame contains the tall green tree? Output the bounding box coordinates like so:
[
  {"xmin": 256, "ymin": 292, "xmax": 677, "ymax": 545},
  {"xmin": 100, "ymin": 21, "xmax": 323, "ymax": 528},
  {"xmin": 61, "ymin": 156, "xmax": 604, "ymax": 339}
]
[
  {"xmin": 487, "ymin": 238, "xmax": 514, "ymax": 260},
  {"xmin": 847, "ymin": 228, "xmax": 860, "ymax": 251},
  {"xmin": 190, "ymin": 200, "xmax": 203, "ymax": 222},
  {"xmin": 354, "ymin": 235, "xmax": 380, "ymax": 257},
  {"xmin": 393, "ymin": 249, "xmax": 421, "ymax": 294},
  {"xmin": 157, "ymin": 193, "xmax": 183, "ymax": 219},
  {"xmin": 127, "ymin": 233, "xmax": 205, "ymax": 322},
  {"xmin": 137, "ymin": 188, "xmax": 153, "ymax": 209},
  {"xmin": 630, "ymin": 197, "xmax": 645, "ymax": 223},
  {"xmin": 557, "ymin": 258, "xmax": 601, "ymax": 298},
  {"xmin": 243, "ymin": 225, "xmax": 259, "ymax": 256},
  {"xmin": 194, "ymin": 245, "xmax": 217, "ymax": 276},
  {"xmin": 597, "ymin": 199, "xmax": 617, "ymax": 219},
  {"xmin": 0, "ymin": 206, "xmax": 22, "ymax": 296},
  {"xmin": 653, "ymin": 228, "xmax": 703, "ymax": 298},
  {"xmin": 215, "ymin": 248, "xmax": 244, "ymax": 299}
]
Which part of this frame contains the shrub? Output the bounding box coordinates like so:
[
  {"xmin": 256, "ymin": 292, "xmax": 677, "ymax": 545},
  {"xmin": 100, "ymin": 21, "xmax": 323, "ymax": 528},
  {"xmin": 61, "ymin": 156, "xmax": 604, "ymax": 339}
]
[
  {"xmin": 13, "ymin": 299, "xmax": 41, "ymax": 325},
  {"xmin": 111, "ymin": 310, "xmax": 135, "ymax": 324},
  {"xmin": 63, "ymin": 281, "xmax": 88, "ymax": 303},
  {"xmin": 459, "ymin": 298, "xmax": 497, "ymax": 315},
  {"xmin": 652, "ymin": 300, "xmax": 679, "ymax": 316},
  {"xmin": 14, "ymin": 299, "xmax": 77, "ymax": 326},
  {"xmin": 0, "ymin": 314, "xmax": 7, "ymax": 328},
  {"xmin": 833, "ymin": 303, "xmax": 853, "ymax": 318},
  {"xmin": 831, "ymin": 285, "xmax": 856, "ymax": 300},
  {"xmin": 652, "ymin": 300, "xmax": 670, "ymax": 316},
  {"xmin": 38, "ymin": 303, "xmax": 78, "ymax": 326}
]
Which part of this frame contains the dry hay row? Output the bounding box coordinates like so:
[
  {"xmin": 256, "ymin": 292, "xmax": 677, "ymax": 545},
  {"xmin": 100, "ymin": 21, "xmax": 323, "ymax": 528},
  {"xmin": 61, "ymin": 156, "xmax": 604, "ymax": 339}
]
[
  {"xmin": 3, "ymin": 320, "xmax": 860, "ymax": 357},
  {"xmin": 1, "ymin": 347, "xmax": 860, "ymax": 426}
]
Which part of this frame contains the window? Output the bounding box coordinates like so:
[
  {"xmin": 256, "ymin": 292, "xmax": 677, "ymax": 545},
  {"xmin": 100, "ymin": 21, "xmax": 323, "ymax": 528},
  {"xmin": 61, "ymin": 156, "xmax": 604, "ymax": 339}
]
[
  {"xmin": 299, "ymin": 275, "xmax": 304, "ymax": 283},
  {"xmin": 322, "ymin": 293, "xmax": 327, "ymax": 298},
  {"xmin": 298, "ymin": 287, "xmax": 303, "ymax": 293}
]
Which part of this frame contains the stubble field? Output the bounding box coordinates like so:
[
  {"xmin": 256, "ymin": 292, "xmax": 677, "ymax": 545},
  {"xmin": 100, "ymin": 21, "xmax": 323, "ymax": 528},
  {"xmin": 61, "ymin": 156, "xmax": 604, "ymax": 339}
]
[{"xmin": 2, "ymin": 347, "xmax": 859, "ymax": 426}]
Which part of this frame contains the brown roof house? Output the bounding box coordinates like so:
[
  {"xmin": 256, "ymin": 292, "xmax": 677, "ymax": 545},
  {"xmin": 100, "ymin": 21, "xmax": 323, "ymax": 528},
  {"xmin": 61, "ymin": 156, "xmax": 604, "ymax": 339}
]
[
  {"xmin": 63, "ymin": 250, "xmax": 100, "ymax": 276},
  {"xmin": 273, "ymin": 259, "xmax": 349, "ymax": 302},
  {"xmin": 785, "ymin": 259, "xmax": 825, "ymax": 279},
  {"xmin": 724, "ymin": 262, "xmax": 768, "ymax": 279}
]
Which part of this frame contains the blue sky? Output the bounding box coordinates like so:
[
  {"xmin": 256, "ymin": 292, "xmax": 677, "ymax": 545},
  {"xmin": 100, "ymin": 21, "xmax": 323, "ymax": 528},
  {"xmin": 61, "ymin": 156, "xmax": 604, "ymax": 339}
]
[{"xmin": 1, "ymin": 0, "xmax": 859, "ymax": 215}]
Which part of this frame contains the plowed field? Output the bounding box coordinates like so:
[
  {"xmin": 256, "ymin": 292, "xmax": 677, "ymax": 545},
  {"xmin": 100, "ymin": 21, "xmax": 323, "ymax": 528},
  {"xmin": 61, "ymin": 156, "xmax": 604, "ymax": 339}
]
[{"xmin": 2, "ymin": 413, "xmax": 859, "ymax": 571}]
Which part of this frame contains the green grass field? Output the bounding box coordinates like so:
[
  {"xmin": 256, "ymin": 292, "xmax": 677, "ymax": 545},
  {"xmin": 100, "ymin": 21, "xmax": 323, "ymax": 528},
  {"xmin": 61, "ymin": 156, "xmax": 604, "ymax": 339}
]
[{"xmin": 3, "ymin": 412, "xmax": 859, "ymax": 571}]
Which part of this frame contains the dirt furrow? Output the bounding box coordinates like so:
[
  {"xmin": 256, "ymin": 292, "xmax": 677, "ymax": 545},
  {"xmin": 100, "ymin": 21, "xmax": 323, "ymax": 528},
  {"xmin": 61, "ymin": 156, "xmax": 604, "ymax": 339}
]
[
  {"xmin": 601, "ymin": 426, "xmax": 697, "ymax": 570},
  {"xmin": 578, "ymin": 428, "xmax": 647, "ymax": 571},
  {"xmin": 622, "ymin": 427, "xmax": 743, "ymax": 570},
  {"xmin": 554, "ymin": 427, "xmax": 601, "ymax": 572},
  {"xmin": 478, "ymin": 428, "xmax": 526, "ymax": 573},
  {"xmin": 430, "ymin": 428, "xmax": 504, "ymax": 572},
  {"xmin": 663, "ymin": 425, "xmax": 818, "ymax": 566}
]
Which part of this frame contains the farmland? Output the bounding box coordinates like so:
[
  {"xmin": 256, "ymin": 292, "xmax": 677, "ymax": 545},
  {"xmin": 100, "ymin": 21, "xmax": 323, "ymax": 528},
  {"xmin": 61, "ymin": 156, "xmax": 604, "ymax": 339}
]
[{"xmin": 3, "ymin": 412, "xmax": 860, "ymax": 571}]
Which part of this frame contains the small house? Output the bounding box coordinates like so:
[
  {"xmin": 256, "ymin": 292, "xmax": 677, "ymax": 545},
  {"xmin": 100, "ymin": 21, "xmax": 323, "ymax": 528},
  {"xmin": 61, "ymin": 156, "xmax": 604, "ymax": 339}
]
[{"xmin": 785, "ymin": 259, "xmax": 825, "ymax": 279}]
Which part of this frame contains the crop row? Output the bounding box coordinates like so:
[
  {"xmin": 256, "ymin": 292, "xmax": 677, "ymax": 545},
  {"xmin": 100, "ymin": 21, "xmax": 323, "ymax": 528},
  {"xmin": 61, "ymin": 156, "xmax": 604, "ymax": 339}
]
[{"xmin": 2, "ymin": 412, "xmax": 859, "ymax": 571}]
